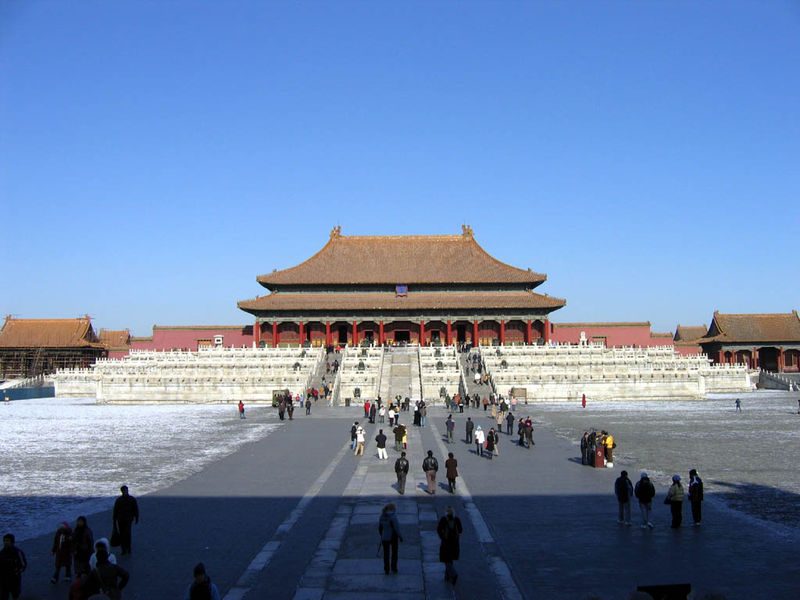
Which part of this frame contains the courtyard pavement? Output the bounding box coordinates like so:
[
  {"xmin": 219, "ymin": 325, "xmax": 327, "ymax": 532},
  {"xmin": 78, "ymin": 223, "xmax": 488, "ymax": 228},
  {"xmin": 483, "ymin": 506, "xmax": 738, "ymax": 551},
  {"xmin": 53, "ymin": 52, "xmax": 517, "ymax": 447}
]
[{"xmin": 14, "ymin": 401, "xmax": 798, "ymax": 600}]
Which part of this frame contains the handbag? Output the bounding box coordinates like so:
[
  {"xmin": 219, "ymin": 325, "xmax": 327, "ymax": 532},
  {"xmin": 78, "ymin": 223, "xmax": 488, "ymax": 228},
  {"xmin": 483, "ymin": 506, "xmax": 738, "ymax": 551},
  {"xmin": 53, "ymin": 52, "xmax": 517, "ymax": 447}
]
[
  {"xmin": 109, "ymin": 525, "xmax": 120, "ymax": 548},
  {"xmin": 663, "ymin": 496, "xmax": 671, "ymax": 505}
]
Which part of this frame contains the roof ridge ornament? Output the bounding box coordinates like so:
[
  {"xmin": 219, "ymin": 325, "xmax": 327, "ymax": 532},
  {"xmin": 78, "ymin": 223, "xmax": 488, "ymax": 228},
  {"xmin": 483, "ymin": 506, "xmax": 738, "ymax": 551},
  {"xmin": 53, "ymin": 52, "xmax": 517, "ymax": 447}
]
[
  {"xmin": 330, "ymin": 225, "xmax": 342, "ymax": 239},
  {"xmin": 461, "ymin": 224, "xmax": 473, "ymax": 238}
]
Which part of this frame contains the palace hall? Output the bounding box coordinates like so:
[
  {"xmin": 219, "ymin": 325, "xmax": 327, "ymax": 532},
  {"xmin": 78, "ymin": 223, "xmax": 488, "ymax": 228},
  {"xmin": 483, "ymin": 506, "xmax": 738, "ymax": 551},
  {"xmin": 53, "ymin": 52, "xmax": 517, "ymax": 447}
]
[{"xmin": 237, "ymin": 226, "xmax": 566, "ymax": 348}]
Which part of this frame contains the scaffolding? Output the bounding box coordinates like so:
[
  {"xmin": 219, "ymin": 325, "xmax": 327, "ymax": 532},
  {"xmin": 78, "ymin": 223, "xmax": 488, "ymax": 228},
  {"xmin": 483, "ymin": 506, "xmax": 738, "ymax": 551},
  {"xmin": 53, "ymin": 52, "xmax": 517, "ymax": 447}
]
[{"xmin": 0, "ymin": 347, "xmax": 106, "ymax": 380}]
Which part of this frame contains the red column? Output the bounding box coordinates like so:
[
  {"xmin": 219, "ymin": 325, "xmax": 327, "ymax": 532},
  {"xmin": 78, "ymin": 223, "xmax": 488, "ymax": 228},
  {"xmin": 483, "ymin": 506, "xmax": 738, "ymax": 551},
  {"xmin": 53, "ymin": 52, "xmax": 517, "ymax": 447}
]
[
  {"xmin": 420, "ymin": 320, "xmax": 425, "ymax": 346},
  {"xmin": 473, "ymin": 320, "xmax": 479, "ymax": 346},
  {"xmin": 526, "ymin": 319, "xmax": 532, "ymax": 345},
  {"xmin": 500, "ymin": 319, "xmax": 505, "ymax": 346},
  {"xmin": 379, "ymin": 321, "xmax": 384, "ymax": 345},
  {"xmin": 352, "ymin": 321, "xmax": 358, "ymax": 346},
  {"xmin": 254, "ymin": 320, "xmax": 261, "ymax": 347},
  {"xmin": 272, "ymin": 321, "xmax": 279, "ymax": 348},
  {"xmin": 446, "ymin": 320, "xmax": 452, "ymax": 346},
  {"xmin": 717, "ymin": 350, "xmax": 724, "ymax": 365},
  {"xmin": 752, "ymin": 346, "xmax": 758, "ymax": 369},
  {"xmin": 298, "ymin": 321, "xmax": 304, "ymax": 346},
  {"xmin": 544, "ymin": 318, "xmax": 550, "ymax": 343},
  {"xmin": 325, "ymin": 321, "xmax": 331, "ymax": 346}
]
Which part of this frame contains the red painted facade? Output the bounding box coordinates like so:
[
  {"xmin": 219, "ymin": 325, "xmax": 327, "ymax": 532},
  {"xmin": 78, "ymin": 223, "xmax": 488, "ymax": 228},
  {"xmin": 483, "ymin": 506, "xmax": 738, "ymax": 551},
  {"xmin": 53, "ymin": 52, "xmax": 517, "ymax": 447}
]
[
  {"xmin": 130, "ymin": 325, "xmax": 254, "ymax": 353},
  {"xmin": 550, "ymin": 323, "xmax": 674, "ymax": 348}
]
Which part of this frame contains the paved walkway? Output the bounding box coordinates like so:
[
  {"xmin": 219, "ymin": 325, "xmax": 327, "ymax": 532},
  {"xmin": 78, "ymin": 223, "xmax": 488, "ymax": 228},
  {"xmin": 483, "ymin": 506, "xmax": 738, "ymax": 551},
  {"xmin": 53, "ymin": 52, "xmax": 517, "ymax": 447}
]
[{"xmin": 14, "ymin": 402, "xmax": 798, "ymax": 599}]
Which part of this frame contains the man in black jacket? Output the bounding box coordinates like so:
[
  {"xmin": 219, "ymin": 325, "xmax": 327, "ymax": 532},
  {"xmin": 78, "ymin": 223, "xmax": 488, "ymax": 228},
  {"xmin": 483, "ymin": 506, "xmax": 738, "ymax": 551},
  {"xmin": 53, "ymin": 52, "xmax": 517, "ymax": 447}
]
[
  {"xmin": 422, "ymin": 450, "xmax": 439, "ymax": 494},
  {"xmin": 0, "ymin": 533, "xmax": 27, "ymax": 600},
  {"xmin": 113, "ymin": 485, "xmax": 139, "ymax": 555},
  {"xmin": 688, "ymin": 468, "xmax": 704, "ymax": 526},
  {"xmin": 394, "ymin": 452, "xmax": 410, "ymax": 494},
  {"xmin": 465, "ymin": 418, "xmax": 474, "ymax": 444}
]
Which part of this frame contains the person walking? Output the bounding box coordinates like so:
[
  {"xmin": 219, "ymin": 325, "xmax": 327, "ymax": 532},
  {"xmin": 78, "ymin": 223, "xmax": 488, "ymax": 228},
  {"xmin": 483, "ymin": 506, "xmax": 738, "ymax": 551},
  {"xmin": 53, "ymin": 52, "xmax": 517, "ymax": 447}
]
[
  {"xmin": 420, "ymin": 403, "xmax": 427, "ymax": 427},
  {"xmin": 238, "ymin": 400, "xmax": 245, "ymax": 419},
  {"xmin": 354, "ymin": 424, "xmax": 366, "ymax": 456},
  {"xmin": 388, "ymin": 406, "xmax": 396, "ymax": 427},
  {"xmin": 666, "ymin": 475, "xmax": 685, "ymax": 528},
  {"xmin": 688, "ymin": 469, "xmax": 704, "ymax": 526},
  {"xmin": 305, "ymin": 398, "xmax": 311, "ymax": 415},
  {"xmin": 444, "ymin": 452, "xmax": 458, "ymax": 494},
  {"xmin": 524, "ymin": 418, "xmax": 534, "ymax": 449},
  {"xmin": 393, "ymin": 423, "xmax": 405, "ymax": 452},
  {"xmin": 350, "ymin": 421, "xmax": 359, "ymax": 450},
  {"xmin": 394, "ymin": 452, "xmax": 409, "ymax": 494},
  {"xmin": 614, "ymin": 470, "xmax": 634, "ymax": 525},
  {"xmin": 465, "ymin": 417, "xmax": 474, "ymax": 444},
  {"xmin": 112, "ymin": 485, "xmax": 139, "ymax": 555},
  {"xmin": 50, "ymin": 521, "xmax": 73, "ymax": 583},
  {"xmin": 378, "ymin": 504, "xmax": 403, "ymax": 574},
  {"xmin": 485, "ymin": 428, "xmax": 497, "ymax": 460},
  {"xmin": 735, "ymin": 398, "xmax": 741, "ymax": 411},
  {"xmin": 445, "ymin": 415, "xmax": 455, "ymax": 444},
  {"xmin": 81, "ymin": 546, "xmax": 128, "ymax": 599},
  {"xmin": 423, "ymin": 450, "xmax": 439, "ymax": 494},
  {"xmin": 437, "ymin": 507, "xmax": 463, "ymax": 585},
  {"xmin": 369, "ymin": 402, "xmax": 377, "ymax": 424},
  {"xmin": 634, "ymin": 472, "xmax": 656, "ymax": 529},
  {"xmin": 505, "ymin": 412, "xmax": 514, "ymax": 435},
  {"xmin": 184, "ymin": 562, "xmax": 221, "ymax": 600},
  {"xmin": 375, "ymin": 429, "xmax": 388, "ymax": 460},
  {"xmin": 0, "ymin": 533, "xmax": 27, "ymax": 600},
  {"xmin": 474, "ymin": 426, "xmax": 485, "ymax": 458},
  {"xmin": 379, "ymin": 405, "xmax": 386, "ymax": 423}
]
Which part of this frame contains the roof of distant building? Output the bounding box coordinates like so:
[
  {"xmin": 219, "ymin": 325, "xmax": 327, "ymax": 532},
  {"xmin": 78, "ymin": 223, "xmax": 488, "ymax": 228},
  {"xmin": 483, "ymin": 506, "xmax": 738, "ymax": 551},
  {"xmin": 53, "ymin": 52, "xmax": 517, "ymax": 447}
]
[
  {"xmin": 98, "ymin": 329, "xmax": 131, "ymax": 350},
  {"xmin": 674, "ymin": 325, "xmax": 707, "ymax": 343},
  {"xmin": 256, "ymin": 226, "xmax": 547, "ymax": 287},
  {"xmin": 0, "ymin": 316, "xmax": 104, "ymax": 348},
  {"xmin": 700, "ymin": 311, "xmax": 800, "ymax": 344}
]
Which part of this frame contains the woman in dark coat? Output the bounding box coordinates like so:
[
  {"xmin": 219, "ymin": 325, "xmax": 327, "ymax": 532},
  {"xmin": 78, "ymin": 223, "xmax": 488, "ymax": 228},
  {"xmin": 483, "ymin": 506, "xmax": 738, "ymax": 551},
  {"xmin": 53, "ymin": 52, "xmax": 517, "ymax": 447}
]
[
  {"xmin": 71, "ymin": 516, "xmax": 94, "ymax": 576},
  {"xmin": 485, "ymin": 428, "xmax": 497, "ymax": 460},
  {"xmin": 444, "ymin": 452, "xmax": 458, "ymax": 494},
  {"xmin": 437, "ymin": 507, "xmax": 463, "ymax": 585}
]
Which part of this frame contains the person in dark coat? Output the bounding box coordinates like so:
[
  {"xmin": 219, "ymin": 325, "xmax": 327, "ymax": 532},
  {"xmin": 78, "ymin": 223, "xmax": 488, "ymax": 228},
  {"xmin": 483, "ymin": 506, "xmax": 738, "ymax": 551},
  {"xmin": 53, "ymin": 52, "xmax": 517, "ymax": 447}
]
[
  {"xmin": 580, "ymin": 432, "xmax": 589, "ymax": 465},
  {"xmin": 465, "ymin": 418, "xmax": 474, "ymax": 444},
  {"xmin": 688, "ymin": 468, "xmax": 704, "ymax": 525},
  {"xmin": 485, "ymin": 428, "xmax": 497, "ymax": 460},
  {"xmin": 614, "ymin": 470, "xmax": 634, "ymax": 525},
  {"xmin": 437, "ymin": 507, "xmax": 463, "ymax": 585},
  {"xmin": 518, "ymin": 418, "xmax": 526, "ymax": 447},
  {"xmin": 0, "ymin": 533, "xmax": 27, "ymax": 600},
  {"xmin": 71, "ymin": 516, "xmax": 94, "ymax": 576},
  {"xmin": 444, "ymin": 452, "xmax": 458, "ymax": 494},
  {"xmin": 394, "ymin": 452, "xmax": 409, "ymax": 495},
  {"xmin": 112, "ymin": 485, "xmax": 139, "ymax": 555},
  {"xmin": 50, "ymin": 521, "xmax": 73, "ymax": 583},
  {"xmin": 634, "ymin": 472, "xmax": 656, "ymax": 529},
  {"xmin": 378, "ymin": 504, "xmax": 403, "ymax": 574},
  {"xmin": 524, "ymin": 417, "xmax": 535, "ymax": 448},
  {"xmin": 81, "ymin": 547, "xmax": 128, "ymax": 599},
  {"xmin": 505, "ymin": 412, "xmax": 514, "ymax": 435}
]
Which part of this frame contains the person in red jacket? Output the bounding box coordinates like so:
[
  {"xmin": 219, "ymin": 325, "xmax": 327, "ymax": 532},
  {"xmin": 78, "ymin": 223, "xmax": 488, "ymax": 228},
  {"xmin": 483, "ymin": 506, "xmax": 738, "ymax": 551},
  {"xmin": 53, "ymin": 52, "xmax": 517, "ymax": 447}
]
[{"xmin": 50, "ymin": 521, "xmax": 73, "ymax": 584}]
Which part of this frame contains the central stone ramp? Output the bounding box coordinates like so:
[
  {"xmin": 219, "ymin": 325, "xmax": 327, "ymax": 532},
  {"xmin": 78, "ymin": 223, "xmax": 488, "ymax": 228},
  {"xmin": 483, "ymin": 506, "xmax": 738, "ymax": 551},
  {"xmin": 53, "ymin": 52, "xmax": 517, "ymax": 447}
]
[
  {"xmin": 378, "ymin": 347, "xmax": 421, "ymax": 402},
  {"xmin": 292, "ymin": 414, "xmax": 450, "ymax": 600}
]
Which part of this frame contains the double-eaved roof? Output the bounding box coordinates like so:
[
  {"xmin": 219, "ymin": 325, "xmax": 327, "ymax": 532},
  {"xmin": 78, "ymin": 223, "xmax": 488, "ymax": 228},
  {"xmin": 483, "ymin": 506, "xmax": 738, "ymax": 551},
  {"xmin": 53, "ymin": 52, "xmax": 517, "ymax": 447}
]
[
  {"xmin": 256, "ymin": 226, "xmax": 546, "ymax": 287},
  {"xmin": 239, "ymin": 227, "xmax": 566, "ymax": 315},
  {"xmin": 701, "ymin": 311, "xmax": 800, "ymax": 344},
  {"xmin": 0, "ymin": 316, "xmax": 104, "ymax": 348}
]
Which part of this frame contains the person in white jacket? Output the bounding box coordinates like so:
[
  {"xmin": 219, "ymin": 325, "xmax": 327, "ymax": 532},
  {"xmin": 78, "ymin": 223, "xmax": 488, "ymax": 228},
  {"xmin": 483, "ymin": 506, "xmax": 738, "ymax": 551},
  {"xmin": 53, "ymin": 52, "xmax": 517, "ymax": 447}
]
[{"xmin": 474, "ymin": 426, "xmax": 486, "ymax": 458}]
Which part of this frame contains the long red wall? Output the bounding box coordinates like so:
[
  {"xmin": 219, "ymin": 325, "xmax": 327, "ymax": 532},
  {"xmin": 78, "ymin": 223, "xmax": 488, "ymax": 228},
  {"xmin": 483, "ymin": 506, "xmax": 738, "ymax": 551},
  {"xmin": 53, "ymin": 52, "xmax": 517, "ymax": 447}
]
[
  {"xmin": 130, "ymin": 325, "xmax": 254, "ymax": 352},
  {"xmin": 550, "ymin": 322, "xmax": 674, "ymax": 348}
]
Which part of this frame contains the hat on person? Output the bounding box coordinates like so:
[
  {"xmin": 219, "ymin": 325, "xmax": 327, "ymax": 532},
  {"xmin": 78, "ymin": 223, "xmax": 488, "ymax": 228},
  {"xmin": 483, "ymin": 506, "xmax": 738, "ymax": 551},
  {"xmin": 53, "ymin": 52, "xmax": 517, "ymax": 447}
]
[
  {"xmin": 640, "ymin": 472, "xmax": 648, "ymax": 479},
  {"xmin": 672, "ymin": 475, "xmax": 681, "ymax": 482}
]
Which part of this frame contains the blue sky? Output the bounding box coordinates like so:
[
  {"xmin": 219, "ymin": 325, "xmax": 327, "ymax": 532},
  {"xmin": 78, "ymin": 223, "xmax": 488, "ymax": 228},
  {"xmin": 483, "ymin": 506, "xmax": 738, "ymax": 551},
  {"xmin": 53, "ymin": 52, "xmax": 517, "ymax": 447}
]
[{"xmin": 1, "ymin": 1, "xmax": 798, "ymax": 337}]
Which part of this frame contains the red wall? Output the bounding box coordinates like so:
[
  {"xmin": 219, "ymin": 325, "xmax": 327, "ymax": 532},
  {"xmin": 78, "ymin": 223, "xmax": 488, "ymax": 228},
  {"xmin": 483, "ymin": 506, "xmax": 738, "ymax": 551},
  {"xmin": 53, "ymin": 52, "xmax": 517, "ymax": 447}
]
[
  {"xmin": 551, "ymin": 323, "xmax": 674, "ymax": 348},
  {"xmin": 130, "ymin": 325, "xmax": 254, "ymax": 352}
]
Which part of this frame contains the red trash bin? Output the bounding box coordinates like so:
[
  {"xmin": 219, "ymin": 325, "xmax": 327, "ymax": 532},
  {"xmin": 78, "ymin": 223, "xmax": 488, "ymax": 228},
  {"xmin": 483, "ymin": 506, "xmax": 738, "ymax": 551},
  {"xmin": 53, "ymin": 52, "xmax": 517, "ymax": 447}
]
[{"xmin": 593, "ymin": 445, "xmax": 605, "ymax": 468}]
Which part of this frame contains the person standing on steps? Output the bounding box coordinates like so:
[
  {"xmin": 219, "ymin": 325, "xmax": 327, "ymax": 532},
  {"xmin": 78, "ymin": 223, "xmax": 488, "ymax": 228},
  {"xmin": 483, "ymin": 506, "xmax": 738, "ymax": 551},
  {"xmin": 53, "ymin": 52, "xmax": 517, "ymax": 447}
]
[
  {"xmin": 445, "ymin": 452, "xmax": 458, "ymax": 494},
  {"xmin": 423, "ymin": 450, "xmax": 439, "ymax": 494},
  {"xmin": 379, "ymin": 504, "xmax": 403, "ymax": 574},
  {"xmin": 394, "ymin": 452, "xmax": 409, "ymax": 495},
  {"xmin": 112, "ymin": 485, "xmax": 139, "ymax": 555},
  {"xmin": 465, "ymin": 417, "xmax": 474, "ymax": 444},
  {"xmin": 437, "ymin": 507, "xmax": 463, "ymax": 585}
]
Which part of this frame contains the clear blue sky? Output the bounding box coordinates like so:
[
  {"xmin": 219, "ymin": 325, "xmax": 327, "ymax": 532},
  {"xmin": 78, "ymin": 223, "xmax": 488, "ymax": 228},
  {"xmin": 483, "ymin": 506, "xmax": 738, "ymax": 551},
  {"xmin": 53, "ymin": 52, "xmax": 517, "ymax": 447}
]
[{"xmin": 1, "ymin": 2, "xmax": 798, "ymax": 337}]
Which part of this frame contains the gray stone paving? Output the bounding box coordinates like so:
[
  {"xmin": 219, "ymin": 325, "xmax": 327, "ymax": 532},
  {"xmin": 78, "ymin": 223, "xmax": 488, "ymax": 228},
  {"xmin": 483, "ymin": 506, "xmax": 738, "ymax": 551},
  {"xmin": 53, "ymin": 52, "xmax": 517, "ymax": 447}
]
[{"xmin": 12, "ymin": 396, "xmax": 800, "ymax": 600}]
